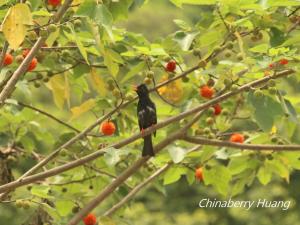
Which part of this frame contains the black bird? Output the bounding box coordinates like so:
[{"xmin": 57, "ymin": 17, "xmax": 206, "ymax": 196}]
[{"xmin": 135, "ymin": 84, "xmax": 157, "ymax": 157}]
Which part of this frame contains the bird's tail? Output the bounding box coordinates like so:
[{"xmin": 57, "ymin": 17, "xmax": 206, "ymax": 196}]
[{"xmin": 143, "ymin": 135, "xmax": 155, "ymax": 157}]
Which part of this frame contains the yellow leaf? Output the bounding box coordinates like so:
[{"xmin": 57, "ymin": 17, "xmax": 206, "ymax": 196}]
[
  {"xmin": 71, "ymin": 0, "xmax": 84, "ymax": 11},
  {"xmin": 70, "ymin": 99, "xmax": 95, "ymax": 120},
  {"xmin": 1, "ymin": 4, "xmax": 33, "ymax": 50},
  {"xmin": 158, "ymin": 75, "xmax": 183, "ymax": 103},
  {"xmin": 90, "ymin": 68, "xmax": 107, "ymax": 96},
  {"xmin": 46, "ymin": 75, "xmax": 68, "ymax": 109}
]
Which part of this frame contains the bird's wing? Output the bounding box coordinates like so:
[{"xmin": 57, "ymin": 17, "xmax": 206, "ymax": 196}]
[{"xmin": 138, "ymin": 109, "xmax": 145, "ymax": 130}]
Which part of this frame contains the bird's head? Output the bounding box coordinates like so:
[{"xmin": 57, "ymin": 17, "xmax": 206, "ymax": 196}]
[{"xmin": 134, "ymin": 84, "xmax": 149, "ymax": 97}]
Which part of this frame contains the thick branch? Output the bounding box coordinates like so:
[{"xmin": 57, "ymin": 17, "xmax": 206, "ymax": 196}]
[
  {"xmin": 103, "ymin": 163, "xmax": 171, "ymax": 217},
  {"xmin": 102, "ymin": 145, "xmax": 201, "ymax": 217},
  {"xmin": 182, "ymin": 136, "xmax": 300, "ymax": 151}
]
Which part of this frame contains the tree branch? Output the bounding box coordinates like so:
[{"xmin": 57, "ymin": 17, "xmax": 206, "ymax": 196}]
[
  {"xmin": 103, "ymin": 145, "xmax": 201, "ymax": 217},
  {"xmin": 182, "ymin": 136, "xmax": 300, "ymax": 151},
  {"xmin": 103, "ymin": 163, "xmax": 171, "ymax": 217},
  {"xmin": 17, "ymin": 101, "xmax": 81, "ymax": 133}
]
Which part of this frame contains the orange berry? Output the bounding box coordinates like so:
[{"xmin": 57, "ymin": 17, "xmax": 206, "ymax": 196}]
[
  {"xmin": 200, "ymin": 85, "xmax": 215, "ymax": 99},
  {"xmin": 195, "ymin": 167, "xmax": 204, "ymax": 181},
  {"xmin": 229, "ymin": 133, "xmax": 244, "ymax": 143},
  {"xmin": 213, "ymin": 104, "xmax": 222, "ymax": 115},
  {"xmin": 83, "ymin": 213, "xmax": 97, "ymax": 225},
  {"xmin": 27, "ymin": 58, "xmax": 38, "ymax": 72},
  {"xmin": 48, "ymin": 0, "xmax": 61, "ymax": 7},
  {"xmin": 165, "ymin": 60, "xmax": 176, "ymax": 72},
  {"xmin": 3, "ymin": 53, "xmax": 13, "ymax": 66},
  {"xmin": 100, "ymin": 121, "xmax": 116, "ymax": 136}
]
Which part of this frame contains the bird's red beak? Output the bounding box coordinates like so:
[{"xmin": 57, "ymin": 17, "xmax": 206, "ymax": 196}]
[{"xmin": 132, "ymin": 85, "xmax": 138, "ymax": 92}]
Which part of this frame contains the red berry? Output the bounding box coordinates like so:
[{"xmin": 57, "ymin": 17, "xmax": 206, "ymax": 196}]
[
  {"xmin": 195, "ymin": 167, "xmax": 204, "ymax": 181},
  {"xmin": 27, "ymin": 58, "xmax": 38, "ymax": 72},
  {"xmin": 47, "ymin": 0, "xmax": 61, "ymax": 7},
  {"xmin": 3, "ymin": 53, "xmax": 13, "ymax": 66},
  {"xmin": 100, "ymin": 121, "xmax": 116, "ymax": 136},
  {"xmin": 22, "ymin": 49, "xmax": 30, "ymax": 57},
  {"xmin": 279, "ymin": 58, "xmax": 288, "ymax": 65},
  {"xmin": 200, "ymin": 85, "xmax": 215, "ymax": 99},
  {"xmin": 269, "ymin": 63, "xmax": 274, "ymax": 69},
  {"xmin": 213, "ymin": 104, "xmax": 222, "ymax": 115},
  {"xmin": 165, "ymin": 60, "xmax": 176, "ymax": 72},
  {"xmin": 229, "ymin": 133, "xmax": 244, "ymax": 143},
  {"xmin": 83, "ymin": 213, "xmax": 97, "ymax": 225}
]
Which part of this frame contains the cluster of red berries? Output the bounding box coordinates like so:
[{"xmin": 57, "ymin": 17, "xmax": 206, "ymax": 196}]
[
  {"xmin": 269, "ymin": 58, "xmax": 289, "ymax": 69},
  {"xmin": 3, "ymin": 51, "xmax": 38, "ymax": 72}
]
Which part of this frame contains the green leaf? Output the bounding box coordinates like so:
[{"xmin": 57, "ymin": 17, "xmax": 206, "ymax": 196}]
[
  {"xmin": 56, "ymin": 200, "xmax": 74, "ymax": 217},
  {"xmin": 104, "ymin": 148, "xmax": 120, "ymax": 166},
  {"xmin": 121, "ymin": 62, "xmax": 146, "ymax": 83},
  {"xmin": 168, "ymin": 146, "xmax": 186, "ymax": 163},
  {"xmin": 70, "ymin": 26, "xmax": 89, "ymax": 64},
  {"xmin": 270, "ymin": 27, "xmax": 285, "ymax": 47},
  {"xmin": 104, "ymin": 48, "xmax": 119, "ymax": 77},
  {"xmin": 31, "ymin": 185, "xmax": 51, "ymax": 198},
  {"xmin": 174, "ymin": 31, "xmax": 199, "ymax": 51},
  {"xmin": 163, "ymin": 166, "xmax": 186, "ymax": 185},
  {"xmin": 257, "ymin": 165, "xmax": 272, "ymax": 185},
  {"xmin": 249, "ymin": 43, "xmax": 269, "ymax": 53},
  {"xmin": 248, "ymin": 93, "xmax": 283, "ymax": 131},
  {"xmin": 95, "ymin": 4, "xmax": 113, "ymax": 26},
  {"xmin": 109, "ymin": 0, "xmax": 133, "ymax": 21},
  {"xmin": 228, "ymin": 155, "xmax": 257, "ymax": 175},
  {"xmin": 203, "ymin": 165, "xmax": 232, "ymax": 196}
]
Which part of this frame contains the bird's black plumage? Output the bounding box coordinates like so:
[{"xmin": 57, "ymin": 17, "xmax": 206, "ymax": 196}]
[{"xmin": 135, "ymin": 84, "xmax": 157, "ymax": 157}]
